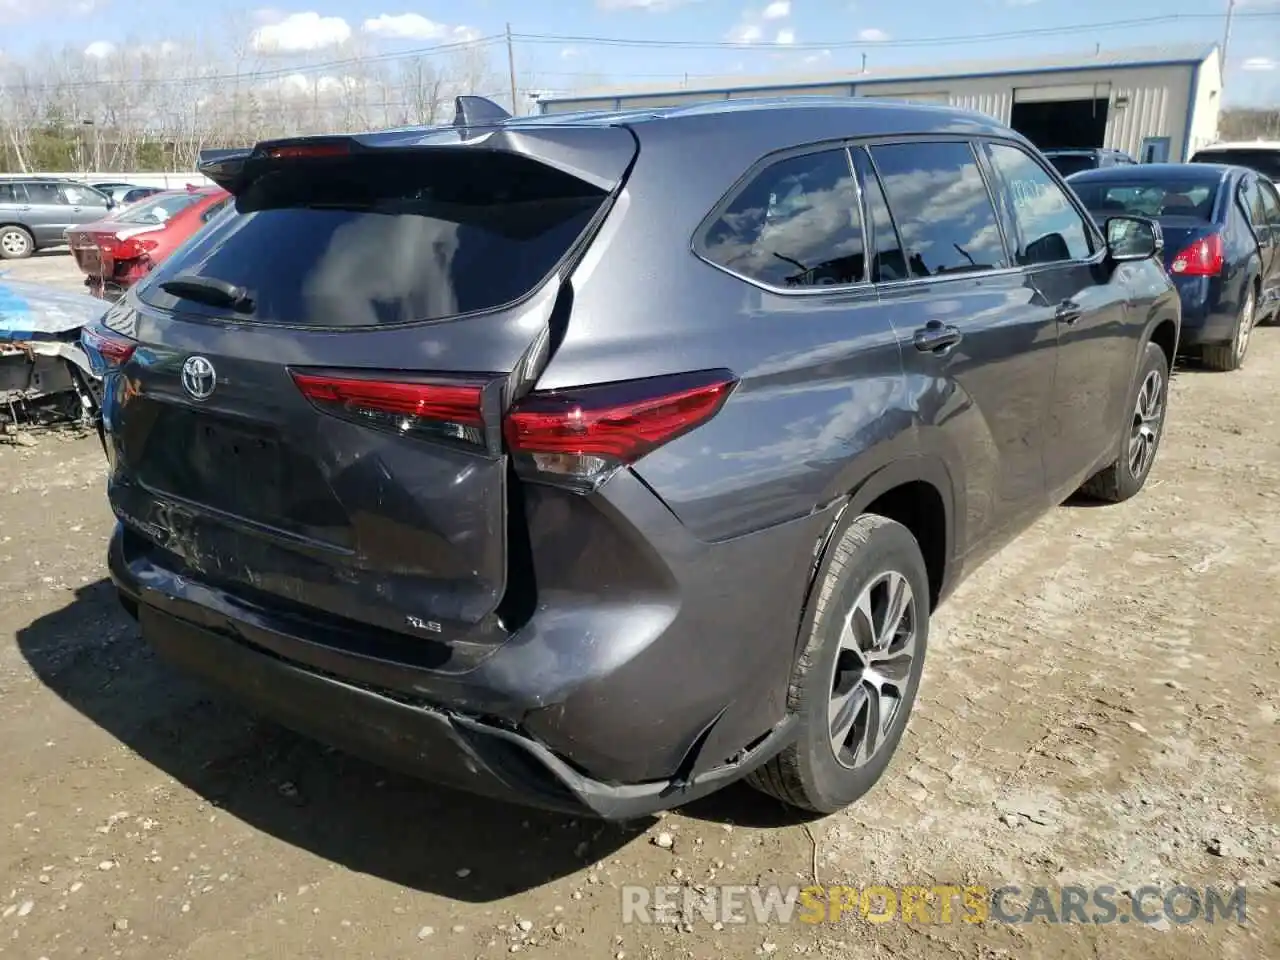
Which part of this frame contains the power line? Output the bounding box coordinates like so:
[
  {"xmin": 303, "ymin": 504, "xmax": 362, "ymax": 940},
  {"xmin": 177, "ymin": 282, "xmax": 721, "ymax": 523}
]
[{"xmin": 514, "ymin": 11, "xmax": 1278, "ymax": 51}]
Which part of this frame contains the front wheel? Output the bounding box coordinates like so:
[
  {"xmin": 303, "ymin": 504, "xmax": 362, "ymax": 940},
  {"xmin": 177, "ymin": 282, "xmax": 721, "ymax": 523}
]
[
  {"xmin": 747, "ymin": 513, "xmax": 930, "ymax": 814},
  {"xmin": 0, "ymin": 225, "xmax": 34, "ymax": 260},
  {"xmin": 1078, "ymin": 340, "xmax": 1169, "ymax": 503}
]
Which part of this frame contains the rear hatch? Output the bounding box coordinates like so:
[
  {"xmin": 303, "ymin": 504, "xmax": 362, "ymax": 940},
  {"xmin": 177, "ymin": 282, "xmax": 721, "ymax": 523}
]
[{"xmin": 94, "ymin": 125, "xmax": 637, "ymax": 646}]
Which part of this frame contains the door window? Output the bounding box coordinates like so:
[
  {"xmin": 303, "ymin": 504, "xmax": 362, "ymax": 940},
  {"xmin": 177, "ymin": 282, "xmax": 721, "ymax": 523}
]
[
  {"xmin": 700, "ymin": 148, "xmax": 865, "ymax": 289},
  {"xmin": 986, "ymin": 142, "xmax": 1092, "ymax": 264},
  {"xmin": 61, "ymin": 184, "xmax": 107, "ymax": 206},
  {"xmin": 851, "ymin": 147, "xmax": 908, "ymax": 283},
  {"xmin": 201, "ymin": 197, "xmax": 231, "ymax": 222},
  {"xmin": 1258, "ymin": 179, "xmax": 1280, "ymax": 234},
  {"xmin": 867, "ymin": 140, "xmax": 1007, "ymax": 277},
  {"xmin": 24, "ymin": 182, "xmax": 67, "ymax": 204}
]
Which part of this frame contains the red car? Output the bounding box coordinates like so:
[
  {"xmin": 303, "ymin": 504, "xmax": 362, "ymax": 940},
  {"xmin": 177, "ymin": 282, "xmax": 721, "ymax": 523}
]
[{"xmin": 67, "ymin": 186, "xmax": 231, "ymax": 298}]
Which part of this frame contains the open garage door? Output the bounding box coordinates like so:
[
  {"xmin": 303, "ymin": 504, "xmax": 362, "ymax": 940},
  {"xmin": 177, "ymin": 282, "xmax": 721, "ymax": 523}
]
[{"xmin": 1010, "ymin": 83, "xmax": 1110, "ymax": 151}]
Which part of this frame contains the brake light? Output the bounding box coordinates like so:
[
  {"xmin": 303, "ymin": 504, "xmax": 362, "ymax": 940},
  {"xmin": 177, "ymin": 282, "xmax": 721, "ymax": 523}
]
[
  {"xmin": 291, "ymin": 371, "xmax": 486, "ymax": 446},
  {"xmin": 1169, "ymin": 233, "xmax": 1224, "ymax": 276},
  {"xmin": 99, "ymin": 232, "xmax": 160, "ymax": 262},
  {"xmin": 266, "ymin": 142, "xmax": 350, "ymax": 160},
  {"xmin": 81, "ymin": 324, "xmax": 136, "ymax": 368},
  {"xmin": 504, "ymin": 370, "xmax": 737, "ymax": 491}
]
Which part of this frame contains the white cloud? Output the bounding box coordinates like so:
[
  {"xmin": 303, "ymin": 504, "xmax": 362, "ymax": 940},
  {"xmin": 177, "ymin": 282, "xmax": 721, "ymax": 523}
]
[
  {"xmin": 1241, "ymin": 57, "xmax": 1277, "ymax": 72},
  {"xmin": 362, "ymin": 13, "xmax": 448, "ymax": 41},
  {"xmin": 251, "ymin": 12, "xmax": 351, "ymax": 54},
  {"xmin": 269, "ymin": 72, "xmax": 362, "ymax": 99},
  {"xmin": 804, "ymin": 49, "xmax": 832, "ymax": 64},
  {"xmin": 83, "ymin": 40, "xmax": 115, "ymax": 59},
  {"xmin": 596, "ymin": 0, "xmax": 692, "ymax": 9},
  {"xmin": 775, "ymin": 28, "xmax": 796, "ymax": 44},
  {"xmin": 858, "ymin": 27, "xmax": 889, "ymax": 42},
  {"xmin": 727, "ymin": 22, "xmax": 764, "ymax": 44},
  {"xmin": 1, "ymin": 0, "xmax": 100, "ymax": 22},
  {"xmin": 451, "ymin": 25, "xmax": 481, "ymax": 42},
  {"xmin": 762, "ymin": 0, "xmax": 791, "ymax": 18},
  {"xmin": 560, "ymin": 46, "xmax": 581, "ymax": 59}
]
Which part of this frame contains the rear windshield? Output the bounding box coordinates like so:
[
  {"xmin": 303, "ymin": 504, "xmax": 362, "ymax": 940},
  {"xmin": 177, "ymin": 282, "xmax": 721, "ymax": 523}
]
[
  {"xmin": 1070, "ymin": 179, "xmax": 1220, "ymax": 221},
  {"xmin": 1190, "ymin": 149, "xmax": 1280, "ymax": 181},
  {"xmin": 137, "ymin": 151, "xmax": 608, "ymax": 327},
  {"xmin": 1045, "ymin": 154, "xmax": 1097, "ymax": 177},
  {"xmin": 118, "ymin": 192, "xmax": 206, "ymax": 224}
]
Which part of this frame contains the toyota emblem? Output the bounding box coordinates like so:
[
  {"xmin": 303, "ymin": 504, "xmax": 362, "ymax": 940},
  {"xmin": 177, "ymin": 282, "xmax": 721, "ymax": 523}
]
[{"xmin": 181, "ymin": 356, "xmax": 217, "ymax": 401}]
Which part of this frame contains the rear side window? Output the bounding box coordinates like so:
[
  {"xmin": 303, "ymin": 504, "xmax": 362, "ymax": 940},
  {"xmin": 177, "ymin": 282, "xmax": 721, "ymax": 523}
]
[
  {"xmin": 201, "ymin": 197, "xmax": 231, "ymax": 223},
  {"xmin": 139, "ymin": 151, "xmax": 608, "ymax": 327},
  {"xmin": 0, "ymin": 183, "xmax": 23, "ymax": 203},
  {"xmin": 986, "ymin": 143, "xmax": 1092, "ymax": 264},
  {"xmin": 1191, "ymin": 149, "xmax": 1280, "ymax": 181},
  {"xmin": 700, "ymin": 148, "xmax": 865, "ymax": 289},
  {"xmin": 869, "ymin": 141, "xmax": 1008, "ymax": 277}
]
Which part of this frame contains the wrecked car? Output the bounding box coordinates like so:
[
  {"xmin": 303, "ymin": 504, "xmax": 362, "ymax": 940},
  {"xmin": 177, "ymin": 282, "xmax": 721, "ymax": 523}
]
[{"xmin": 0, "ymin": 277, "xmax": 105, "ymax": 432}]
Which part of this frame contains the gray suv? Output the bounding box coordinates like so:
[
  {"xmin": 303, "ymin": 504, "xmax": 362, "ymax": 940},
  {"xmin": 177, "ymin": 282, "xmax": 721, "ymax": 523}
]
[
  {"xmin": 0, "ymin": 178, "xmax": 112, "ymax": 259},
  {"xmin": 84, "ymin": 96, "xmax": 1180, "ymax": 819}
]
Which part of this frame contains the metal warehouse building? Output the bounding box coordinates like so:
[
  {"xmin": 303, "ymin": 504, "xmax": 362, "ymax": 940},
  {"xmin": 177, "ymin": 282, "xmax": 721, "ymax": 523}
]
[{"xmin": 538, "ymin": 43, "xmax": 1222, "ymax": 163}]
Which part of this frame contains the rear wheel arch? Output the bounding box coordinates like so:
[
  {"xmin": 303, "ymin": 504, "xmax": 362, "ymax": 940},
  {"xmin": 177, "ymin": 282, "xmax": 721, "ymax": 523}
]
[{"xmin": 797, "ymin": 457, "xmax": 955, "ymax": 662}]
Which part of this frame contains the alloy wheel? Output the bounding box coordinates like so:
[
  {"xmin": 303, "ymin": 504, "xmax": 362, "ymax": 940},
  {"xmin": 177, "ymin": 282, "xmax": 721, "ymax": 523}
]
[
  {"xmin": 1128, "ymin": 368, "xmax": 1164, "ymax": 478},
  {"xmin": 828, "ymin": 570, "xmax": 918, "ymax": 769},
  {"xmin": 1, "ymin": 230, "xmax": 30, "ymax": 257},
  {"xmin": 1235, "ymin": 289, "xmax": 1256, "ymax": 363}
]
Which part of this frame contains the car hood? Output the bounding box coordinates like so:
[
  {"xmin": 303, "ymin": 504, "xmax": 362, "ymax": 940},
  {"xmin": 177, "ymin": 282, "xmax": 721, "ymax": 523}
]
[{"xmin": 0, "ymin": 277, "xmax": 108, "ymax": 341}]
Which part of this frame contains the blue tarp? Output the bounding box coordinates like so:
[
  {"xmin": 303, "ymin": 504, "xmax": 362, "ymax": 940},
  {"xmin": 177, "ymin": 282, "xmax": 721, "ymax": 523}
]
[{"xmin": 0, "ymin": 276, "xmax": 106, "ymax": 342}]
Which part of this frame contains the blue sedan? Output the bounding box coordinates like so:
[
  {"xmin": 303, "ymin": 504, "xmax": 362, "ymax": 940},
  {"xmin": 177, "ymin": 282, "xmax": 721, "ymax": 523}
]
[{"xmin": 1068, "ymin": 163, "xmax": 1280, "ymax": 371}]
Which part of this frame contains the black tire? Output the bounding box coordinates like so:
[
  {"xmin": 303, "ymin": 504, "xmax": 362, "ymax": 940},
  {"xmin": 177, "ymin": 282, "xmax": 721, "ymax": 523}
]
[
  {"xmin": 1079, "ymin": 340, "xmax": 1169, "ymax": 503},
  {"xmin": 0, "ymin": 225, "xmax": 35, "ymax": 260},
  {"xmin": 747, "ymin": 513, "xmax": 930, "ymax": 814},
  {"xmin": 1203, "ymin": 284, "xmax": 1256, "ymax": 372}
]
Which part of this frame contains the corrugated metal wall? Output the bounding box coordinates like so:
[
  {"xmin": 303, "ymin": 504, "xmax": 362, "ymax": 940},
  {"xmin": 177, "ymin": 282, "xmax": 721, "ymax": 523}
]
[{"xmin": 540, "ymin": 62, "xmax": 1199, "ymax": 159}]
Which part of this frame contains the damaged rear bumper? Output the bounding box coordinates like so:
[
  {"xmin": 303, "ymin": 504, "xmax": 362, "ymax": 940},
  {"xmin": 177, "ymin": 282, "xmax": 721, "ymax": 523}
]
[{"xmin": 123, "ymin": 599, "xmax": 793, "ymax": 820}]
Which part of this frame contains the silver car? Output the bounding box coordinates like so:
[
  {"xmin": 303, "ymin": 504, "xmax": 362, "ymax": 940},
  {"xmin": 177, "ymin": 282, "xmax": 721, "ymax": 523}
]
[{"xmin": 0, "ymin": 178, "xmax": 113, "ymax": 259}]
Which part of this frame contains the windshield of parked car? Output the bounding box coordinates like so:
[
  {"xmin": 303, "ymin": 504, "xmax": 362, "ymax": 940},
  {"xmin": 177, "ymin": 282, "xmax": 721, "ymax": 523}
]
[
  {"xmin": 1190, "ymin": 149, "xmax": 1280, "ymax": 181},
  {"xmin": 1045, "ymin": 154, "xmax": 1097, "ymax": 177},
  {"xmin": 115, "ymin": 192, "xmax": 206, "ymax": 224},
  {"xmin": 1070, "ymin": 177, "xmax": 1221, "ymax": 221}
]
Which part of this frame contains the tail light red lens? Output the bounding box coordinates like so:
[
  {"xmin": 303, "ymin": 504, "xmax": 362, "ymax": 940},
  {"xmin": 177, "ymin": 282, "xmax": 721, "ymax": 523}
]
[
  {"xmin": 1169, "ymin": 233, "xmax": 1224, "ymax": 276},
  {"xmin": 291, "ymin": 371, "xmax": 486, "ymax": 446},
  {"xmin": 504, "ymin": 370, "xmax": 737, "ymax": 490},
  {"xmin": 81, "ymin": 325, "xmax": 137, "ymax": 368},
  {"xmin": 99, "ymin": 232, "xmax": 160, "ymax": 262}
]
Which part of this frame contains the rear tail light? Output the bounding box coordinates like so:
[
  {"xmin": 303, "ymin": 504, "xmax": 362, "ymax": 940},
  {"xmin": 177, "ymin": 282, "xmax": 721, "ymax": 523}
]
[
  {"xmin": 504, "ymin": 370, "xmax": 737, "ymax": 491},
  {"xmin": 81, "ymin": 325, "xmax": 137, "ymax": 369},
  {"xmin": 291, "ymin": 371, "xmax": 486, "ymax": 446},
  {"xmin": 99, "ymin": 231, "xmax": 160, "ymax": 262},
  {"xmin": 1169, "ymin": 233, "xmax": 1225, "ymax": 276}
]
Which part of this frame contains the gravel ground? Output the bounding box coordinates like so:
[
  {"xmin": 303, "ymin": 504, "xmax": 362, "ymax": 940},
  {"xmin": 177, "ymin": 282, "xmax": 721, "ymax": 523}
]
[{"xmin": 1, "ymin": 253, "xmax": 1277, "ymax": 959}]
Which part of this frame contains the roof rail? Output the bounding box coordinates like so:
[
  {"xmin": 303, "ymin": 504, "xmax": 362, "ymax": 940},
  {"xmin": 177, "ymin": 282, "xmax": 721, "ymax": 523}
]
[{"xmin": 452, "ymin": 95, "xmax": 511, "ymax": 130}]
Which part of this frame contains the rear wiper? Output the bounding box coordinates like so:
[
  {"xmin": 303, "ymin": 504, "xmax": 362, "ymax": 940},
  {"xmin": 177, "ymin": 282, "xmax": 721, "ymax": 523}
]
[{"xmin": 159, "ymin": 274, "xmax": 255, "ymax": 313}]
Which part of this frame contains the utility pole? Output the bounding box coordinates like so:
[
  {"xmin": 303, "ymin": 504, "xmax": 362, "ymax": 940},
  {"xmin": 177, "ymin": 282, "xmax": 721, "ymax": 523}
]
[
  {"xmin": 1222, "ymin": 0, "xmax": 1236, "ymax": 69},
  {"xmin": 506, "ymin": 23, "xmax": 518, "ymax": 116}
]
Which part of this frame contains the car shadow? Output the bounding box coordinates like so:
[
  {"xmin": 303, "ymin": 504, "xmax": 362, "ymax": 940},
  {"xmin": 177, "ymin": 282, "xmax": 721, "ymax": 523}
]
[{"xmin": 16, "ymin": 579, "xmax": 662, "ymax": 900}]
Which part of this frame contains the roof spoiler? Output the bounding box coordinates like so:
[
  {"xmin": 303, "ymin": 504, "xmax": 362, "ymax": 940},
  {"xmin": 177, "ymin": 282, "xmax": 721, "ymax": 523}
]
[{"xmin": 196, "ymin": 146, "xmax": 255, "ymax": 192}]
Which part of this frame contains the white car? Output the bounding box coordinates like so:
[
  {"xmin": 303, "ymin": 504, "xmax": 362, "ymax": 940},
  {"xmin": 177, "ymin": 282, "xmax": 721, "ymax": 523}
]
[{"xmin": 1189, "ymin": 140, "xmax": 1280, "ymax": 181}]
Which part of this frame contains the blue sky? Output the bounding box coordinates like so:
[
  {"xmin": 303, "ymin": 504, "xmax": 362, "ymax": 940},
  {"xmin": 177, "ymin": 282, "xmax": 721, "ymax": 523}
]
[{"xmin": 3, "ymin": 0, "xmax": 1278, "ymax": 105}]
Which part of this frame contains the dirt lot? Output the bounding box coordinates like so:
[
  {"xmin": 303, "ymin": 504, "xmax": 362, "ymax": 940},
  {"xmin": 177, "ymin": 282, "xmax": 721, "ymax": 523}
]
[{"xmin": 1, "ymin": 253, "xmax": 1277, "ymax": 959}]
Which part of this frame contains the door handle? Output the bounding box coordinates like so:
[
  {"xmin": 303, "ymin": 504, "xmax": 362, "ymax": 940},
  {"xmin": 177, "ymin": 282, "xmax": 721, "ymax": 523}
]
[
  {"xmin": 1055, "ymin": 300, "xmax": 1083, "ymax": 325},
  {"xmin": 913, "ymin": 321, "xmax": 963, "ymax": 354},
  {"xmin": 19, "ymin": 205, "xmax": 31, "ymax": 211}
]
